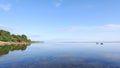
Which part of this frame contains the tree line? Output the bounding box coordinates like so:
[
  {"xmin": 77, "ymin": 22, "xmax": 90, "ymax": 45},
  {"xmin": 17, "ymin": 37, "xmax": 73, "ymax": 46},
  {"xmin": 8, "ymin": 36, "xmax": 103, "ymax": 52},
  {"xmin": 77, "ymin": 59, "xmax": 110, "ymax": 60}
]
[
  {"xmin": 0, "ymin": 30, "xmax": 31, "ymax": 42},
  {"xmin": 0, "ymin": 44, "xmax": 28, "ymax": 56}
]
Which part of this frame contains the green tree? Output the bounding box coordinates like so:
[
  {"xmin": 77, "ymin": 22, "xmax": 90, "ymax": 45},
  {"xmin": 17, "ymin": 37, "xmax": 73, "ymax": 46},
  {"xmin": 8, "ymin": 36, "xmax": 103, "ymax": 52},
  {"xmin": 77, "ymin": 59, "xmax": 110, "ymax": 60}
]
[{"xmin": 0, "ymin": 30, "xmax": 31, "ymax": 43}]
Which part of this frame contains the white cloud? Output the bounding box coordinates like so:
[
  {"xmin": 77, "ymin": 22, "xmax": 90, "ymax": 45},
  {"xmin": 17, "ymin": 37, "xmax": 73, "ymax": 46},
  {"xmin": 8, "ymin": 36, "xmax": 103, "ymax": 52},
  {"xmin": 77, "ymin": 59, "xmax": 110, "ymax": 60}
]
[
  {"xmin": 0, "ymin": 24, "xmax": 16, "ymax": 32},
  {"xmin": 0, "ymin": 0, "xmax": 20, "ymax": 11},
  {"xmin": 0, "ymin": 4, "xmax": 11, "ymax": 11},
  {"xmin": 55, "ymin": 0, "xmax": 63, "ymax": 7},
  {"xmin": 59, "ymin": 24, "xmax": 120, "ymax": 31},
  {"xmin": 103, "ymin": 24, "xmax": 120, "ymax": 30}
]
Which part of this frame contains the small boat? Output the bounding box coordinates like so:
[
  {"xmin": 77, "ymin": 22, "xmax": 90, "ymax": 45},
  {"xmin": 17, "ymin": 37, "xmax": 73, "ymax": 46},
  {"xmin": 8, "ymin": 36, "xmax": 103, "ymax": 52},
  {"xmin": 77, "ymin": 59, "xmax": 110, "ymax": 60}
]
[
  {"xmin": 96, "ymin": 42, "xmax": 99, "ymax": 45},
  {"xmin": 100, "ymin": 43, "xmax": 103, "ymax": 45}
]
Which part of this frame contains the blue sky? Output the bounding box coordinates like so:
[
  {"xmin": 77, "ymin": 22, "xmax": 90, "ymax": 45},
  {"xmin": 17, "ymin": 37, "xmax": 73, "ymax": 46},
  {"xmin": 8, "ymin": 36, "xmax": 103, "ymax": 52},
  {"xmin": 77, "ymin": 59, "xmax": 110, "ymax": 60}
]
[{"xmin": 0, "ymin": 0, "xmax": 120, "ymax": 42}]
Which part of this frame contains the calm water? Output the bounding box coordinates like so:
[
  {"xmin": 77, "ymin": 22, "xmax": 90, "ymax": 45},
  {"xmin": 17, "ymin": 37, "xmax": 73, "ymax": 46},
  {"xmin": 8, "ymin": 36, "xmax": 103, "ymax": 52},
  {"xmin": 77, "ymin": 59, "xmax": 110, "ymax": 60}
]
[{"xmin": 0, "ymin": 43, "xmax": 120, "ymax": 68}]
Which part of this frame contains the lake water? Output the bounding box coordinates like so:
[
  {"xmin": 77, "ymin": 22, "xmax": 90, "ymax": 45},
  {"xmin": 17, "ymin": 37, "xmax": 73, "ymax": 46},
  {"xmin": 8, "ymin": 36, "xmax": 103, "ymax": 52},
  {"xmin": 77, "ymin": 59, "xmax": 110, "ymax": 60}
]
[{"xmin": 0, "ymin": 43, "xmax": 120, "ymax": 68}]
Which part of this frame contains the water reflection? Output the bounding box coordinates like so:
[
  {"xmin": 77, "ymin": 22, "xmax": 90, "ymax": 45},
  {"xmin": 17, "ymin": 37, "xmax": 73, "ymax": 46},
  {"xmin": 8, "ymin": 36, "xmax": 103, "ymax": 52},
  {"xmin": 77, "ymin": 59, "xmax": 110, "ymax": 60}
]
[
  {"xmin": 0, "ymin": 44, "xmax": 29, "ymax": 56},
  {"xmin": 0, "ymin": 43, "xmax": 120, "ymax": 68}
]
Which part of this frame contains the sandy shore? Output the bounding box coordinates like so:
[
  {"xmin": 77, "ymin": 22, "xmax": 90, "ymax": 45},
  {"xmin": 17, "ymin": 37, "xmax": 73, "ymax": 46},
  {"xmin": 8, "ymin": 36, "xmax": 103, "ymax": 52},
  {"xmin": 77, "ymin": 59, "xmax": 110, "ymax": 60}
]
[{"xmin": 0, "ymin": 41, "xmax": 31, "ymax": 45}]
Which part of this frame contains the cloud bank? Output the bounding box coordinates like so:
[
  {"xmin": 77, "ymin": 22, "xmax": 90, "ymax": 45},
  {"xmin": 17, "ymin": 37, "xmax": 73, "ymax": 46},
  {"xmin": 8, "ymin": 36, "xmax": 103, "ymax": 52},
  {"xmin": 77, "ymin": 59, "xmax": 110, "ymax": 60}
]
[
  {"xmin": 59, "ymin": 24, "xmax": 120, "ymax": 31},
  {"xmin": 0, "ymin": 24, "xmax": 16, "ymax": 32},
  {"xmin": 0, "ymin": 4, "xmax": 11, "ymax": 11}
]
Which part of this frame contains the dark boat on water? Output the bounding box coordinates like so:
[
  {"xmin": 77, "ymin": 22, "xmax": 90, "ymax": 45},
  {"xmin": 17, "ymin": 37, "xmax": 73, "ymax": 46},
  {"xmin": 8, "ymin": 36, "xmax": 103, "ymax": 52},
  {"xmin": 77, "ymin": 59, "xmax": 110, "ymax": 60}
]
[{"xmin": 100, "ymin": 43, "xmax": 103, "ymax": 45}]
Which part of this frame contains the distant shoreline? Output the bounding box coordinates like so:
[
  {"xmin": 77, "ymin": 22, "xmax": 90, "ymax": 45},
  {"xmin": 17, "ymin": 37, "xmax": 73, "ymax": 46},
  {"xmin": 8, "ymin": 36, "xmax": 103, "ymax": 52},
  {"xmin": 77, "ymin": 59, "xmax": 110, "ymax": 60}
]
[{"xmin": 60, "ymin": 41, "xmax": 120, "ymax": 43}]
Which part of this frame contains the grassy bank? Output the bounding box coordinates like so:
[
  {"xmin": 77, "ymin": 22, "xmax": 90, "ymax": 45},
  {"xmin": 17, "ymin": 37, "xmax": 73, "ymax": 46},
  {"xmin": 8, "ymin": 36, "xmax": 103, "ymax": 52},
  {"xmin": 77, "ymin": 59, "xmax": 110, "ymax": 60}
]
[{"xmin": 0, "ymin": 30, "xmax": 31, "ymax": 45}]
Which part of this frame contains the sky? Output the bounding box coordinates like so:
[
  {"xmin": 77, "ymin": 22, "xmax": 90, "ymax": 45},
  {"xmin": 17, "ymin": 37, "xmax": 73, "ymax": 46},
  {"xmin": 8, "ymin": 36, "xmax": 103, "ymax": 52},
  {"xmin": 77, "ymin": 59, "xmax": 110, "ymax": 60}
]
[{"xmin": 0, "ymin": 0, "xmax": 120, "ymax": 42}]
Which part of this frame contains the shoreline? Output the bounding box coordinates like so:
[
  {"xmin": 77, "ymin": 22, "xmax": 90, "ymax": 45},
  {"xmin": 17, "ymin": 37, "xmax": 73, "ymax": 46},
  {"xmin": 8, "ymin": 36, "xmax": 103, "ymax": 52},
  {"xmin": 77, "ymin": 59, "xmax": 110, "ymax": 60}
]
[{"xmin": 0, "ymin": 41, "xmax": 31, "ymax": 46}]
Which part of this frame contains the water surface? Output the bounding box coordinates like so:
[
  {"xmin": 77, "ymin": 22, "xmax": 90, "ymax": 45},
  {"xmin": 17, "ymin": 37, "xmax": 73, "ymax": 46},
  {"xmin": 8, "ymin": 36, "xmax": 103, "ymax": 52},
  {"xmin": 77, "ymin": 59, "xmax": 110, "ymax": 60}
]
[{"xmin": 0, "ymin": 43, "xmax": 120, "ymax": 68}]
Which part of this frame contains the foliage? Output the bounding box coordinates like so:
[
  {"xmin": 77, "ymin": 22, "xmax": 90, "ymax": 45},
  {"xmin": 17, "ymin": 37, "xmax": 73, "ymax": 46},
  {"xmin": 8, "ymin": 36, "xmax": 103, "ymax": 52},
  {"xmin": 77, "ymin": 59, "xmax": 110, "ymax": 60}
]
[
  {"xmin": 0, "ymin": 44, "xmax": 29, "ymax": 56},
  {"xmin": 0, "ymin": 30, "xmax": 31, "ymax": 42}
]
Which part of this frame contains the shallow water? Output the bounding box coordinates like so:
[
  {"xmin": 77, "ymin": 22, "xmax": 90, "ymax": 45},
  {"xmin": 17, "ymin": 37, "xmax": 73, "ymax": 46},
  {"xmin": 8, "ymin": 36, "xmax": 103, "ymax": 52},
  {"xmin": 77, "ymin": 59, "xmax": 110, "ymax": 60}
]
[{"xmin": 0, "ymin": 43, "xmax": 120, "ymax": 68}]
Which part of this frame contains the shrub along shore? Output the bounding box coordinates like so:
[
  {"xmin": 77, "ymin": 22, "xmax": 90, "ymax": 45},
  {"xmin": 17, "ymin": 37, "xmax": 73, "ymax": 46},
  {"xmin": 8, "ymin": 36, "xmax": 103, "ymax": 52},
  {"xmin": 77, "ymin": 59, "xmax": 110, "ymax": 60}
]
[{"xmin": 0, "ymin": 30, "xmax": 31, "ymax": 45}]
